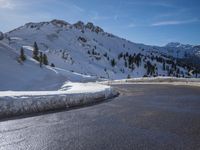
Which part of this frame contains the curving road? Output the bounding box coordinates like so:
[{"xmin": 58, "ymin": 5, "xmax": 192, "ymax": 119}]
[{"xmin": 0, "ymin": 84, "xmax": 200, "ymax": 150}]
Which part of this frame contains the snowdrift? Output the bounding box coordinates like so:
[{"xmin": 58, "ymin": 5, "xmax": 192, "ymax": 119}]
[{"xmin": 0, "ymin": 82, "xmax": 118, "ymax": 119}]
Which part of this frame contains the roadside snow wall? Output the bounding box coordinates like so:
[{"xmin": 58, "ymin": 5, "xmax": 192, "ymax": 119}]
[
  {"xmin": 0, "ymin": 83, "xmax": 118, "ymax": 119},
  {"xmin": 105, "ymin": 77, "xmax": 200, "ymax": 87}
]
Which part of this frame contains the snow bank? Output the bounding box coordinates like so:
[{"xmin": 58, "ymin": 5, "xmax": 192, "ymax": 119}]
[
  {"xmin": 103, "ymin": 77, "xmax": 200, "ymax": 87},
  {"xmin": 124, "ymin": 77, "xmax": 200, "ymax": 83},
  {"xmin": 0, "ymin": 82, "xmax": 117, "ymax": 119}
]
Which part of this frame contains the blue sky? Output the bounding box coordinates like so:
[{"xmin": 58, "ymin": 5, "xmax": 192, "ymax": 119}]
[{"xmin": 0, "ymin": 0, "xmax": 200, "ymax": 46}]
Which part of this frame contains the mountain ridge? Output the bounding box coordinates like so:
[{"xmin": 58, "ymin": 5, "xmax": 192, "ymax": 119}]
[
  {"xmin": 5, "ymin": 19, "xmax": 199, "ymax": 48},
  {"xmin": 0, "ymin": 19, "xmax": 199, "ymax": 84}
]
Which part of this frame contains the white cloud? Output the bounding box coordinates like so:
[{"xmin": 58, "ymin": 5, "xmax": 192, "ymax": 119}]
[
  {"xmin": 151, "ymin": 19, "xmax": 199, "ymax": 26},
  {"xmin": 128, "ymin": 23, "xmax": 136, "ymax": 28},
  {"xmin": 90, "ymin": 11, "xmax": 111, "ymax": 21},
  {"xmin": 0, "ymin": 0, "xmax": 15, "ymax": 9},
  {"xmin": 71, "ymin": 4, "xmax": 84, "ymax": 12},
  {"xmin": 114, "ymin": 15, "xmax": 119, "ymax": 21},
  {"xmin": 125, "ymin": 1, "xmax": 174, "ymax": 8}
]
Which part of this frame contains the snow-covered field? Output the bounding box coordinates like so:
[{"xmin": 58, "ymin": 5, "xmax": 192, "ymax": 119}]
[{"xmin": 0, "ymin": 82, "xmax": 117, "ymax": 119}]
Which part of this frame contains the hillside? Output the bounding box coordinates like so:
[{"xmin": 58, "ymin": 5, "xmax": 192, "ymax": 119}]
[
  {"xmin": 1, "ymin": 19, "xmax": 200, "ymax": 84},
  {"xmin": 0, "ymin": 38, "xmax": 96, "ymax": 91}
]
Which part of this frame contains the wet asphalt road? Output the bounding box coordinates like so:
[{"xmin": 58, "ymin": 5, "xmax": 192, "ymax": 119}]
[{"xmin": 0, "ymin": 84, "xmax": 200, "ymax": 150}]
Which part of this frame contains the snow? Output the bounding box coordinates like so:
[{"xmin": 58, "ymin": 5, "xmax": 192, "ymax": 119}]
[
  {"xmin": 10, "ymin": 37, "xmax": 23, "ymax": 40},
  {"xmin": 103, "ymin": 77, "xmax": 200, "ymax": 87},
  {"xmin": 0, "ymin": 82, "xmax": 117, "ymax": 118},
  {"xmin": 22, "ymin": 45, "xmax": 34, "ymax": 51},
  {"xmin": 0, "ymin": 82, "xmax": 112, "ymax": 97},
  {"xmin": 0, "ymin": 40, "xmax": 100, "ymax": 91},
  {"xmin": 0, "ymin": 40, "xmax": 117, "ymax": 118}
]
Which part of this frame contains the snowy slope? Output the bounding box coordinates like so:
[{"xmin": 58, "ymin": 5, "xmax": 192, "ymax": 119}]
[
  {"xmin": 3, "ymin": 19, "xmax": 200, "ymax": 81},
  {"xmin": 0, "ymin": 40, "xmax": 65, "ymax": 90},
  {"xmin": 0, "ymin": 39, "xmax": 96, "ymax": 91}
]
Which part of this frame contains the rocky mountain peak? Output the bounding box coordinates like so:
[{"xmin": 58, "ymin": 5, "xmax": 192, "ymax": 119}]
[
  {"xmin": 51, "ymin": 19, "xmax": 70, "ymax": 27},
  {"xmin": 72, "ymin": 21, "xmax": 104, "ymax": 33},
  {"xmin": 73, "ymin": 21, "xmax": 85, "ymax": 30}
]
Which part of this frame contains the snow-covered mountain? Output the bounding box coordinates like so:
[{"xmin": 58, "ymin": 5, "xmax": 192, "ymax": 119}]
[
  {"xmin": 1, "ymin": 19, "xmax": 199, "ymax": 89},
  {"xmin": 163, "ymin": 42, "xmax": 200, "ymax": 58}
]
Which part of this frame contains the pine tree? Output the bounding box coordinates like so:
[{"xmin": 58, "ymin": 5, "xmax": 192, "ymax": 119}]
[
  {"xmin": 128, "ymin": 55, "xmax": 132, "ymax": 66},
  {"xmin": 43, "ymin": 54, "xmax": 48, "ymax": 65},
  {"xmin": 51, "ymin": 63, "xmax": 55, "ymax": 67},
  {"xmin": 39, "ymin": 52, "xmax": 43, "ymax": 67},
  {"xmin": 163, "ymin": 61, "xmax": 166, "ymax": 71},
  {"xmin": 62, "ymin": 51, "xmax": 65, "ymax": 59},
  {"xmin": 33, "ymin": 42, "xmax": 39, "ymax": 61},
  {"xmin": 92, "ymin": 49, "xmax": 95, "ymax": 55},
  {"xmin": 20, "ymin": 47, "xmax": 26, "ymax": 61},
  {"xmin": 127, "ymin": 74, "xmax": 131, "ymax": 79},
  {"xmin": 135, "ymin": 54, "xmax": 141, "ymax": 67},
  {"xmin": 146, "ymin": 61, "xmax": 156, "ymax": 76},
  {"xmin": 111, "ymin": 59, "xmax": 116, "ymax": 67},
  {"xmin": 125, "ymin": 61, "xmax": 127, "ymax": 68},
  {"xmin": 118, "ymin": 52, "xmax": 123, "ymax": 60}
]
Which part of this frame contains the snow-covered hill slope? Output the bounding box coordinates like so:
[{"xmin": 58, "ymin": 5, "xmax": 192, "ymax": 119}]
[
  {"xmin": 2, "ymin": 19, "xmax": 200, "ymax": 80},
  {"xmin": 0, "ymin": 39, "xmax": 97, "ymax": 91}
]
